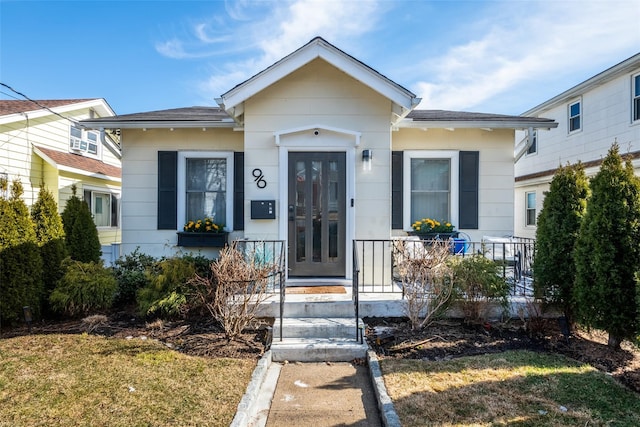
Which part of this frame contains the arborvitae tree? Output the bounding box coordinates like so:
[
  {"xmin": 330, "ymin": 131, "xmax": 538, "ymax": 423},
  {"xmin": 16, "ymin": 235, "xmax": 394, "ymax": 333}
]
[
  {"xmin": 0, "ymin": 180, "xmax": 44, "ymax": 323},
  {"xmin": 573, "ymin": 143, "xmax": 640, "ymax": 349},
  {"xmin": 31, "ymin": 185, "xmax": 67, "ymax": 298},
  {"xmin": 61, "ymin": 185, "xmax": 101, "ymax": 263},
  {"xmin": 534, "ymin": 163, "xmax": 589, "ymax": 322}
]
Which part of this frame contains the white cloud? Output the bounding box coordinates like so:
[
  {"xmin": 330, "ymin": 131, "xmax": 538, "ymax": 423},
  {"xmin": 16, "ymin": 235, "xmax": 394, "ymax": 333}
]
[
  {"xmin": 195, "ymin": 0, "xmax": 385, "ymax": 98},
  {"xmin": 413, "ymin": 1, "xmax": 640, "ymax": 112}
]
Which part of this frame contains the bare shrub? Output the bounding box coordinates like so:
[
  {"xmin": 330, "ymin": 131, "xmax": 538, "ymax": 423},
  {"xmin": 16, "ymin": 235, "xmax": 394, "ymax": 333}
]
[
  {"xmin": 394, "ymin": 239, "xmax": 454, "ymax": 330},
  {"xmin": 189, "ymin": 242, "xmax": 274, "ymax": 341}
]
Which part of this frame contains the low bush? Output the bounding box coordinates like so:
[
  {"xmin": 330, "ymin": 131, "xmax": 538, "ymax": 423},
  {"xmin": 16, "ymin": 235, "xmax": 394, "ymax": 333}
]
[
  {"xmin": 111, "ymin": 248, "xmax": 156, "ymax": 307},
  {"xmin": 49, "ymin": 259, "xmax": 117, "ymax": 316},
  {"xmin": 451, "ymin": 254, "xmax": 511, "ymax": 323},
  {"xmin": 136, "ymin": 254, "xmax": 212, "ymax": 318}
]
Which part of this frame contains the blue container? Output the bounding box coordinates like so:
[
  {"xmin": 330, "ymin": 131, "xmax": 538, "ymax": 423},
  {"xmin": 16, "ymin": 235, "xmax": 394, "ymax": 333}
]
[{"xmin": 452, "ymin": 238, "xmax": 469, "ymax": 254}]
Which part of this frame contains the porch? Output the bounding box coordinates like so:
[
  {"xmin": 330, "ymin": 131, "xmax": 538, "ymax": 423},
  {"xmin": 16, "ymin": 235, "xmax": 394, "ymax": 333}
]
[{"xmin": 240, "ymin": 237, "xmax": 537, "ymax": 361}]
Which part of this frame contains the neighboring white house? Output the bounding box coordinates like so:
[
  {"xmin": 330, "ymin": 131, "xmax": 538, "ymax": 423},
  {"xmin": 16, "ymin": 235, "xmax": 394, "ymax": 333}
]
[
  {"xmin": 514, "ymin": 53, "xmax": 640, "ymax": 238},
  {"xmin": 82, "ymin": 37, "xmax": 555, "ymax": 279},
  {"xmin": 0, "ymin": 98, "xmax": 122, "ymax": 261}
]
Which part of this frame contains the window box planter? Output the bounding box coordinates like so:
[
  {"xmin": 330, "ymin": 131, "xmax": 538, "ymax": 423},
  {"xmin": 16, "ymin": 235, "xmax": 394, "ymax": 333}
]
[
  {"xmin": 409, "ymin": 231, "xmax": 459, "ymax": 240},
  {"xmin": 177, "ymin": 232, "xmax": 229, "ymax": 248}
]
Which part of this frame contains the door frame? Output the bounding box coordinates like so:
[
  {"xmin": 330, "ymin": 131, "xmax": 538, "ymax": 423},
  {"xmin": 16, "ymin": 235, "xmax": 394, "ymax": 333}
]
[{"xmin": 275, "ymin": 125, "xmax": 359, "ymax": 280}]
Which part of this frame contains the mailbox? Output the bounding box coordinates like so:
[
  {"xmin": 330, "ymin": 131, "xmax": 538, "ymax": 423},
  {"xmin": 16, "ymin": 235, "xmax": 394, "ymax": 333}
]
[{"xmin": 251, "ymin": 200, "xmax": 276, "ymax": 219}]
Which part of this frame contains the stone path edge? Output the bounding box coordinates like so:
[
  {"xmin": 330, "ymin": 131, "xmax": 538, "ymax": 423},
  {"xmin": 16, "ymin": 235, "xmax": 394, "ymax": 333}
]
[
  {"xmin": 367, "ymin": 349, "xmax": 402, "ymax": 427},
  {"xmin": 230, "ymin": 346, "xmax": 403, "ymax": 427},
  {"xmin": 230, "ymin": 350, "xmax": 273, "ymax": 427}
]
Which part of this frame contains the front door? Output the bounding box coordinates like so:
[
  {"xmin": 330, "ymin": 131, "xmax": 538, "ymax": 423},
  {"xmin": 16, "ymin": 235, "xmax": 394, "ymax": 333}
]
[{"xmin": 288, "ymin": 152, "xmax": 346, "ymax": 277}]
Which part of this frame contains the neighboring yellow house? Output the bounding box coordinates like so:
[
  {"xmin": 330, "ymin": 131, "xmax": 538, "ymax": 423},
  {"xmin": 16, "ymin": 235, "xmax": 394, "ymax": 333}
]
[
  {"xmin": 0, "ymin": 98, "xmax": 122, "ymax": 263},
  {"xmin": 82, "ymin": 37, "xmax": 555, "ymax": 278}
]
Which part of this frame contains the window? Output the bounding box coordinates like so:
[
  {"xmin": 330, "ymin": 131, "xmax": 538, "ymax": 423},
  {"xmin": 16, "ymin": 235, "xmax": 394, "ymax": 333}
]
[
  {"xmin": 526, "ymin": 130, "xmax": 537, "ymax": 155},
  {"xmin": 525, "ymin": 192, "xmax": 536, "ymax": 226},
  {"xmin": 70, "ymin": 124, "xmax": 99, "ymax": 155},
  {"xmin": 633, "ymin": 73, "xmax": 640, "ymax": 122},
  {"xmin": 83, "ymin": 189, "xmax": 119, "ymax": 227},
  {"xmin": 403, "ymin": 151, "xmax": 459, "ymax": 229},
  {"xmin": 177, "ymin": 152, "xmax": 234, "ymax": 230},
  {"xmin": 568, "ymin": 100, "xmax": 581, "ymax": 132}
]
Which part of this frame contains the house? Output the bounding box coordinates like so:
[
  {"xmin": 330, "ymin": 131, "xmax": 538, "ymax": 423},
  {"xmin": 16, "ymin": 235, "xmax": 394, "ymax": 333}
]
[
  {"xmin": 514, "ymin": 53, "xmax": 640, "ymax": 238},
  {"xmin": 81, "ymin": 37, "xmax": 555, "ymax": 279},
  {"xmin": 0, "ymin": 98, "xmax": 122, "ymax": 262}
]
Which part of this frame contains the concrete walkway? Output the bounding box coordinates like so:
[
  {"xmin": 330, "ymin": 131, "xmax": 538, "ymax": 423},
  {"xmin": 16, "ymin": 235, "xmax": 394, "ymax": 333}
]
[{"xmin": 265, "ymin": 361, "xmax": 382, "ymax": 427}]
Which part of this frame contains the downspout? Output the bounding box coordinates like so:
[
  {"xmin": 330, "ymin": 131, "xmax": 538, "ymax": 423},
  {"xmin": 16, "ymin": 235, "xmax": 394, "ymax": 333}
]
[
  {"xmin": 99, "ymin": 128, "xmax": 122, "ymax": 160},
  {"xmin": 514, "ymin": 127, "xmax": 534, "ymax": 163}
]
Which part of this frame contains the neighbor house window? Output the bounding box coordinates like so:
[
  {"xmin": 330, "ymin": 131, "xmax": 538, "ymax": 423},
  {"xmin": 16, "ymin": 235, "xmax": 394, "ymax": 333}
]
[
  {"xmin": 83, "ymin": 189, "xmax": 119, "ymax": 227},
  {"xmin": 403, "ymin": 151, "xmax": 459, "ymax": 229},
  {"xmin": 525, "ymin": 192, "xmax": 536, "ymax": 226},
  {"xmin": 568, "ymin": 100, "xmax": 581, "ymax": 132},
  {"xmin": 633, "ymin": 73, "xmax": 640, "ymax": 122},
  {"xmin": 526, "ymin": 129, "xmax": 537, "ymax": 155},
  {"xmin": 70, "ymin": 124, "xmax": 99, "ymax": 155},
  {"xmin": 177, "ymin": 152, "xmax": 234, "ymax": 230}
]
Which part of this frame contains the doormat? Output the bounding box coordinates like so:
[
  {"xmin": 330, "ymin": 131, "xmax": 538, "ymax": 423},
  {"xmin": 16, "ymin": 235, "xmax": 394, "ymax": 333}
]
[{"xmin": 286, "ymin": 286, "xmax": 347, "ymax": 294}]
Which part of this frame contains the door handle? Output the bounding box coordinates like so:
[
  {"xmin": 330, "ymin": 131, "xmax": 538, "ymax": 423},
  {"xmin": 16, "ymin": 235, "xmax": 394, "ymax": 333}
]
[{"xmin": 288, "ymin": 204, "xmax": 294, "ymax": 221}]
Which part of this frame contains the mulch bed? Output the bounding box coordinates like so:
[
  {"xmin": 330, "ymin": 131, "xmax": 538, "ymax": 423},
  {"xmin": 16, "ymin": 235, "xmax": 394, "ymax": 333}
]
[{"xmin": 4, "ymin": 312, "xmax": 640, "ymax": 393}]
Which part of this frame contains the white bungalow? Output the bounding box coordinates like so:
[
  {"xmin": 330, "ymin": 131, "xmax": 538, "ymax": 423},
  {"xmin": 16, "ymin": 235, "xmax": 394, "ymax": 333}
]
[{"xmin": 82, "ymin": 37, "xmax": 555, "ymax": 280}]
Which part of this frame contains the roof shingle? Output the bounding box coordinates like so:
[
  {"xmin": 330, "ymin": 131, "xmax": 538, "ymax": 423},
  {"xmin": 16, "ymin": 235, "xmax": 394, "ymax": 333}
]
[{"xmin": 34, "ymin": 145, "xmax": 121, "ymax": 179}]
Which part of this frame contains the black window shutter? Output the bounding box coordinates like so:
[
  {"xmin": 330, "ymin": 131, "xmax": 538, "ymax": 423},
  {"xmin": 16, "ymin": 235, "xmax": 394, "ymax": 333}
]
[
  {"xmin": 157, "ymin": 151, "xmax": 178, "ymax": 230},
  {"xmin": 459, "ymin": 151, "xmax": 479, "ymax": 229},
  {"xmin": 111, "ymin": 194, "xmax": 118, "ymax": 227},
  {"xmin": 233, "ymin": 152, "xmax": 244, "ymax": 230},
  {"xmin": 83, "ymin": 190, "xmax": 92, "ymax": 211},
  {"xmin": 391, "ymin": 151, "xmax": 403, "ymax": 229}
]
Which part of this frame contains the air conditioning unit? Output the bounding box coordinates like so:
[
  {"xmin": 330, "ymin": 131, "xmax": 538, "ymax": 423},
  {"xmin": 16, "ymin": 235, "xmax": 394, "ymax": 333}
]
[{"xmin": 70, "ymin": 137, "xmax": 83, "ymax": 151}]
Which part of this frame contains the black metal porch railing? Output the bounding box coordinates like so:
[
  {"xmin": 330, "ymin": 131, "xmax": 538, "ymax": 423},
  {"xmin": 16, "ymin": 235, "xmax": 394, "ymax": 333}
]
[
  {"xmin": 352, "ymin": 242, "xmax": 361, "ymax": 343},
  {"xmin": 352, "ymin": 237, "xmax": 536, "ymax": 297},
  {"xmin": 235, "ymin": 239, "xmax": 286, "ymax": 341}
]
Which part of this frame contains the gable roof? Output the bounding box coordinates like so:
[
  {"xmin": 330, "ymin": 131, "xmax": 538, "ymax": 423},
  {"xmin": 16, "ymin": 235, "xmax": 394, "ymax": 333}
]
[
  {"xmin": 0, "ymin": 98, "xmax": 116, "ymax": 125},
  {"xmin": 0, "ymin": 99, "xmax": 95, "ymax": 116},
  {"xmin": 33, "ymin": 145, "xmax": 121, "ymax": 181},
  {"xmin": 217, "ymin": 37, "xmax": 420, "ymax": 125}
]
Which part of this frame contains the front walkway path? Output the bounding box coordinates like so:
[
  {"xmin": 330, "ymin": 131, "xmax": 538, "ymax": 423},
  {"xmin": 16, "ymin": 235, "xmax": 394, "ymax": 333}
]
[{"xmin": 265, "ymin": 361, "xmax": 382, "ymax": 426}]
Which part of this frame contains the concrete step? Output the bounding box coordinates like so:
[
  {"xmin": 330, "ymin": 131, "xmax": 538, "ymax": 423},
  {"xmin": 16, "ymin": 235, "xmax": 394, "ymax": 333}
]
[
  {"xmin": 274, "ymin": 317, "xmax": 364, "ymax": 339},
  {"xmin": 282, "ymin": 300, "xmax": 355, "ymax": 318},
  {"xmin": 270, "ymin": 338, "xmax": 368, "ymax": 362}
]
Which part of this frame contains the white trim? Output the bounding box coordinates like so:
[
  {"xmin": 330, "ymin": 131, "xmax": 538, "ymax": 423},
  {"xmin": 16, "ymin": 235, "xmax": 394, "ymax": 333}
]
[
  {"xmin": 403, "ymin": 150, "xmax": 460, "ymax": 231},
  {"xmin": 274, "ymin": 124, "xmax": 361, "ymax": 146},
  {"xmin": 177, "ymin": 151, "xmax": 234, "ymax": 232},
  {"xmin": 525, "ymin": 191, "xmax": 536, "ymax": 227},
  {"xmin": 568, "ymin": 98, "xmax": 582, "ymax": 134},
  {"xmin": 632, "ymin": 72, "xmax": 640, "ymax": 124},
  {"xmin": 276, "ymin": 128, "xmax": 358, "ymax": 280}
]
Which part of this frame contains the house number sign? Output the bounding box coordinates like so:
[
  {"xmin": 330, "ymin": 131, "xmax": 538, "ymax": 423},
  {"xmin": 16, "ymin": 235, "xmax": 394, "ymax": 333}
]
[{"xmin": 252, "ymin": 168, "xmax": 267, "ymax": 188}]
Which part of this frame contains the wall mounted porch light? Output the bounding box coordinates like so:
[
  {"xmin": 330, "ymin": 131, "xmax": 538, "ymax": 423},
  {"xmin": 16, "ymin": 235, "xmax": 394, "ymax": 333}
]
[{"xmin": 362, "ymin": 149, "xmax": 372, "ymax": 171}]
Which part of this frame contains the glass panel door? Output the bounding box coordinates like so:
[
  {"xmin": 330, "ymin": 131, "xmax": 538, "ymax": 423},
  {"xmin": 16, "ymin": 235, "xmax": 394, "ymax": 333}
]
[{"xmin": 288, "ymin": 152, "xmax": 345, "ymax": 276}]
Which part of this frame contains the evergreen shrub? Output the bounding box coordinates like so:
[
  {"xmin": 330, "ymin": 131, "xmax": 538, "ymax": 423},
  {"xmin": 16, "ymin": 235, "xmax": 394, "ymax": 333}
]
[{"xmin": 49, "ymin": 258, "xmax": 117, "ymax": 316}]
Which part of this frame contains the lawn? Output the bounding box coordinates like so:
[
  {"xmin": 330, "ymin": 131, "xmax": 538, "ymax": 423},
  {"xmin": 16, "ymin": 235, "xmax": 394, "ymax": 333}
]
[
  {"xmin": 0, "ymin": 333, "xmax": 255, "ymax": 426},
  {"xmin": 382, "ymin": 350, "xmax": 640, "ymax": 426}
]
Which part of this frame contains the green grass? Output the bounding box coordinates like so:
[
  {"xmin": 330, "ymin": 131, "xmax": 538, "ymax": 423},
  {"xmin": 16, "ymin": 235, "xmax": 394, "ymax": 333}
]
[
  {"xmin": 382, "ymin": 350, "xmax": 640, "ymax": 426},
  {"xmin": 0, "ymin": 334, "xmax": 255, "ymax": 426}
]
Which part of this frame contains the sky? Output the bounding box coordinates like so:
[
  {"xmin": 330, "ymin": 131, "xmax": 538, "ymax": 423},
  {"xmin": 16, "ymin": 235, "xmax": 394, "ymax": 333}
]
[{"xmin": 1, "ymin": 0, "xmax": 639, "ymax": 116}]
